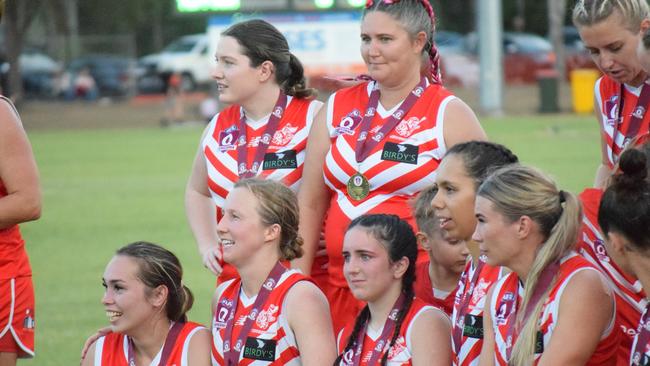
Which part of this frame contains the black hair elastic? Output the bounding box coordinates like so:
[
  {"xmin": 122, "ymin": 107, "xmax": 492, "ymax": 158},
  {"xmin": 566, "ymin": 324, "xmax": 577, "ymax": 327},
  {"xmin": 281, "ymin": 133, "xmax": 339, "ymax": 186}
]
[{"xmin": 559, "ymin": 190, "xmax": 566, "ymax": 203}]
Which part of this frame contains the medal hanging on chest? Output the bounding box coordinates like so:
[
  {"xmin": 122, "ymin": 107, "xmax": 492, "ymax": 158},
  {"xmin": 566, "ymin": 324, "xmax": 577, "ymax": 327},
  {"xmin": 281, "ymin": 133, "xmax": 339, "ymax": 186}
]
[{"xmin": 347, "ymin": 78, "xmax": 427, "ymax": 201}]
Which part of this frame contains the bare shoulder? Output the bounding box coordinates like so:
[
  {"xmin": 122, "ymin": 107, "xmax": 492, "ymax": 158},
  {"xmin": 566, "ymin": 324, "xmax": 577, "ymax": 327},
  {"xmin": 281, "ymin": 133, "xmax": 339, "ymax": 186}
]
[{"xmin": 442, "ymin": 97, "xmax": 487, "ymax": 147}]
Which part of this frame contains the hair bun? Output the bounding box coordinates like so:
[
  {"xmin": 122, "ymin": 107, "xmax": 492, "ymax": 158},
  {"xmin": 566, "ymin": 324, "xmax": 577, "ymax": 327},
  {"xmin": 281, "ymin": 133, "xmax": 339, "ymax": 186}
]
[{"xmin": 616, "ymin": 148, "xmax": 648, "ymax": 186}]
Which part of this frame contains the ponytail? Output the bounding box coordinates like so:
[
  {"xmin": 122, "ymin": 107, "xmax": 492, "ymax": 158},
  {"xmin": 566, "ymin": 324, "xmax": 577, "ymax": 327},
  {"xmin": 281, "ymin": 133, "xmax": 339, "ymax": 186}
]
[{"xmin": 283, "ymin": 53, "xmax": 316, "ymax": 99}]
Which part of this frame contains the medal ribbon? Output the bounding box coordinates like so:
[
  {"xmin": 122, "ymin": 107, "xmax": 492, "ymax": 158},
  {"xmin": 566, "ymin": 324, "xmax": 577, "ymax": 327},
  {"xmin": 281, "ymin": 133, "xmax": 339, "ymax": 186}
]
[
  {"xmin": 504, "ymin": 261, "xmax": 559, "ymax": 360},
  {"xmin": 612, "ymin": 82, "xmax": 650, "ymax": 163},
  {"xmin": 351, "ymin": 292, "xmax": 406, "ymax": 366},
  {"xmin": 127, "ymin": 321, "xmax": 184, "ymax": 366},
  {"xmin": 237, "ymin": 92, "xmax": 288, "ymax": 178},
  {"xmin": 354, "ymin": 78, "xmax": 427, "ymax": 163},
  {"xmin": 451, "ymin": 259, "xmax": 485, "ymax": 355},
  {"xmin": 632, "ymin": 304, "xmax": 650, "ymax": 365},
  {"xmin": 221, "ymin": 261, "xmax": 287, "ymax": 366}
]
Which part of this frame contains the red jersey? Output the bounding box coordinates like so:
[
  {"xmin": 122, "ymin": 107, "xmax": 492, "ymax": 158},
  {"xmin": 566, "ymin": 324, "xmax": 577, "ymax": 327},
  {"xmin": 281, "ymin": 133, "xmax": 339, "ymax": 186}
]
[
  {"xmin": 489, "ymin": 253, "xmax": 619, "ymax": 366},
  {"xmin": 451, "ymin": 258, "xmax": 506, "ymax": 366},
  {"xmin": 323, "ymin": 81, "xmax": 454, "ymax": 289},
  {"xmin": 595, "ymin": 76, "xmax": 650, "ymax": 168},
  {"xmin": 93, "ymin": 321, "xmax": 205, "ymax": 365},
  {"xmin": 630, "ymin": 306, "xmax": 650, "ymax": 366},
  {"xmin": 578, "ymin": 188, "xmax": 647, "ymax": 364},
  {"xmin": 413, "ymin": 260, "xmax": 457, "ymax": 316},
  {"xmin": 0, "ymin": 178, "xmax": 31, "ymax": 279},
  {"xmin": 212, "ymin": 269, "xmax": 309, "ymax": 365},
  {"xmin": 336, "ymin": 298, "xmax": 441, "ymax": 366}
]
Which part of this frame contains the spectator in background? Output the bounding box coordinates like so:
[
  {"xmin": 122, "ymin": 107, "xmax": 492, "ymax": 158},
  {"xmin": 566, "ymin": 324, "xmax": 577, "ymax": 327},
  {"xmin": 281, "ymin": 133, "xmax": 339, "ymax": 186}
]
[{"xmin": 161, "ymin": 72, "xmax": 185, "ymax": 126}]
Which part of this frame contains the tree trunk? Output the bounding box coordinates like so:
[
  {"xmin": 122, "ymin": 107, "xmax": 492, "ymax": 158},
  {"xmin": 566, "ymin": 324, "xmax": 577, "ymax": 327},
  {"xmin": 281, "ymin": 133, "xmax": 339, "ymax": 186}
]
[{"xmin": 548, "ymin": 0, "xmax": 566, "ymax": 80}]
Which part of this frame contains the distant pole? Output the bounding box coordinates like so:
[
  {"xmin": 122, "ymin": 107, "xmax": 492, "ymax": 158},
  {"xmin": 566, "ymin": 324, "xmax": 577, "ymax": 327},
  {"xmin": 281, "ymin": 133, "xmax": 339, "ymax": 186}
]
[{"xmin": 478, "ymin": 0, "xmax": 503, "ymax": 116}]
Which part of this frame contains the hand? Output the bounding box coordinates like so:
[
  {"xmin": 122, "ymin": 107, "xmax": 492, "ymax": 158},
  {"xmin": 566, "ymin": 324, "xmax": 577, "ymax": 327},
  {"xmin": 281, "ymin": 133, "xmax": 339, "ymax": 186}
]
[
  {"xmin": 80, "ymin": 326, "xmax": 112, "ymax": 363},
  {"xmin": 202, "ymin": 245, "xmax": 224, "ymax": 276}
]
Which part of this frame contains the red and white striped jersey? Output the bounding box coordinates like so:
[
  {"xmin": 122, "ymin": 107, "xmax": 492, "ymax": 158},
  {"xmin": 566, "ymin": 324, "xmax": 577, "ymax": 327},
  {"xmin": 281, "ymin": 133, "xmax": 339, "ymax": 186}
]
[
  {"xmin": 202, "ymin": 97, "xmax": 321, "ymax": 210},
  {"xmin": 451, "ymin": 258, "xmax": 506, "ymax": 366},
  {"xmin": 578, "ymin": 188, "xmax": 647, "ymax": 364},
  {"xmin": 323, "ymin": 81, "xmax": 454, "ymax": 288},
  {"xmin": 212, "ymin": 269, "xmax": 309, "ymax": 365},
  {"xmin": 413, "ymin": 260, "xmax": 457, "ymax": 316},
  {"xmin": 630, "ymin": 306, "xmax": 650, "ymax": 366},
  {"xmin": 489, "ymin": 253, "xmax": 619, "ymax": 366},
  {"xmin": 93, "ymin": 322, "xmax": 205, "ymax": 366},
  {"xmin": 594, "ymin": 76, "xmax": 650, "ymax": 168},
  {"xmin": 0, "ymin": 178, "xmax": 30, "ymax": 279},
  {"xmin": 336, "ymin": 298, "xmax": 441, "ymax": 366}
]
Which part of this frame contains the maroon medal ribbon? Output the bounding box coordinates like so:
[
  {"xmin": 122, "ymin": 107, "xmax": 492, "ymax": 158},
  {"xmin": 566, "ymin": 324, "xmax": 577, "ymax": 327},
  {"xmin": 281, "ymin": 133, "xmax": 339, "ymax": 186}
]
[
  {"xmin": 237, "ymin": 92, "xmax": 288, "ymax": 178},
  {"xmin": 354, "ymin": 77, "xmax": 427, "ymax": 163},
  {"xmin": 612, "ymin": 82, "xmax": 650, "ymax": 163},
  {"xmin": 632, "ymin": 305, "xmax": 650, "ymax": 365},
  {"xmin": 220, "ymin": 261, "xmax": 287, "ymax": 366},
  {"xmin": 504, "ymin": 261, "xmax": 559, "ymax": 360},
  {"xmin": 127, "ymin": 321, "xmax": 184, "ymax": 366},
  {"xmin": 451, "ymin": 259, "xmax": 485, "ymax": 355},
  {"xmin": 351, "ymin": 292, "xmax": 406, "ymax": 366}
]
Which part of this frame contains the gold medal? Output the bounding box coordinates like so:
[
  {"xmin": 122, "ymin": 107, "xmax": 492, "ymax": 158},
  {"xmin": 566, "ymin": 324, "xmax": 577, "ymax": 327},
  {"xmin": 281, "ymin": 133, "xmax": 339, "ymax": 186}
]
[{"xmin": 347, "ymin": 172, "xmax": 370, "ymax": 201}]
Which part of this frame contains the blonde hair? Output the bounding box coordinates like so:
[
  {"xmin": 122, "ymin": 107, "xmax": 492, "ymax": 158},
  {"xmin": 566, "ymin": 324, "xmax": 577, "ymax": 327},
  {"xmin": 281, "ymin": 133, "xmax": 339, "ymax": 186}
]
[
  {"xmin": 412, "ymin": 185, "xmax": 439, "ymax": 235},
  {"xmin": 573, "ymin": 0, "xmax": 650, "ymax": 32},
  {"xmin": 234, "ymin": 178, "xmax": 303, "ymax": 260},
  {"xmin": 477, "ymin": 165, "xmax": 581, "ymax": 365}
]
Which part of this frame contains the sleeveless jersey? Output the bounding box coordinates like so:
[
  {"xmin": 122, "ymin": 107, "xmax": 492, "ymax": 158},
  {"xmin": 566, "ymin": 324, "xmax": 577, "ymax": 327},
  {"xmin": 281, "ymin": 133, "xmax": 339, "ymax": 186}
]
[
  {"xmin": 594, "ymin": 76, "xmax": 650, "ymax": 168},
  {"xmin": 413, "ymin": 260, "xmax": 457, "ymax": 316},
  {"xmin": 630, "ymin": 306, "xmax": 650, "ymax": 366},
  {"xmin": 323, "ymin": 81, "xmax": 453, "ymax": 288},
  {"xmin": 451, "ymin": 257, "xmax": 506, "ymax": 366},
  {"xmin": 212, "ymin": 269, "xmax": 309, "ymax": 365},
  {"xmin": 336, "ymin": 298, "xmax": 440, "ymax": 366},
  {"xmin": 93, "ymin": 321, "xmax": 205, "ymax": 366},
  {"xmin": 578, "ymin": 188, "xmax": 647, "ymax": 364},
  {"xmin": 489, "ymin": 253, "xmax": 619, "ymax": 366}
]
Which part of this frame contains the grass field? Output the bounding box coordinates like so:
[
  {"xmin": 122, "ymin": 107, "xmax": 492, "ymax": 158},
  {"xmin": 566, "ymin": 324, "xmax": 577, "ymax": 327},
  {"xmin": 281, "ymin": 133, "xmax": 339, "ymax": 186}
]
[{"xmin": 18, "ymin": 110, "xmax": 600, "ymax": 364}]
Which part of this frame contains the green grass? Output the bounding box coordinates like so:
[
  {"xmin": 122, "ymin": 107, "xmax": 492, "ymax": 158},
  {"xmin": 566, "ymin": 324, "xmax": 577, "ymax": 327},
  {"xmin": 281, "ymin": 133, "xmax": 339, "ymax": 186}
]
[{"xmin": 20, "ymin": 113, "xmax": 600, "ymax": 364}]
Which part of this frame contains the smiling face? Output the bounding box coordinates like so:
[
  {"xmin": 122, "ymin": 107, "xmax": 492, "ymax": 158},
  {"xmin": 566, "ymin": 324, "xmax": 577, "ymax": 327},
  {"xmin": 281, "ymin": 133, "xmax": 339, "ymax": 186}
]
[
  {"xmin": 360, "ymin": 11, "xmax": 424, "ymax": 86},
  {"xmin": 472, "ymin": 196, "xmax": 521, "ymax": 268},
  {"xmin": 431, "ymin": 154, "xmax": 479, "ymax": 241},
  {"xmin": 212, "ymin": 35, "xmax": 264, "ymax": 105},
  {"xmin": 579, "ymin": 10, "xmax": 650, "ymax": 85},
  {"xmin": 102, "ymin": 255, "xmax": 161, "ymax": 335},
  {"xmin": 342, "ymin": 227, "xmax": 404, "ymax": 303}
]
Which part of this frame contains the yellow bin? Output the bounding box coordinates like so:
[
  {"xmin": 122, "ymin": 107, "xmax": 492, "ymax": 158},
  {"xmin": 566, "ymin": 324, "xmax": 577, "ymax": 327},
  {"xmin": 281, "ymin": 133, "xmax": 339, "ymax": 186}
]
[{"xmin": 570, "ymin": 69, "xmax": 600, "ymax": 114}]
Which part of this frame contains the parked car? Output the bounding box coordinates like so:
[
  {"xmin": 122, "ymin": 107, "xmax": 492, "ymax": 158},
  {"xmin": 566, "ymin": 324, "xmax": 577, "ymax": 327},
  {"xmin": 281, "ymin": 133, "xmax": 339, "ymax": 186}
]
[
  {"xmin": 20, "ymin": 48, "xmax": 61, "ymax": 97},
  {"xmin": 66, "ymin": 55, "xmax": 136, "ymax": 97},
  {"xmin": 561, "ymin": 26, "xmax": 598, "ymax": 78}
]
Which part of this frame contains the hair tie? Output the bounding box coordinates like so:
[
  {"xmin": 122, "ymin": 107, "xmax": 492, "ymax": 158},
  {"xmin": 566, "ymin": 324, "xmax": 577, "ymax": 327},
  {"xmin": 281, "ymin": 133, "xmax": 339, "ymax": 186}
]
[{"xmin": 559, "ymin": 190, "xmax": 566, "ymax": 204}]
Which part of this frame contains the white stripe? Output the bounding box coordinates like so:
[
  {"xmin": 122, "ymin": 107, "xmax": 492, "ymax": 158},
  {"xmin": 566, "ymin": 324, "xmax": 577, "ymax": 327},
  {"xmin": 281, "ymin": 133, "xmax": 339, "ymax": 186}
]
[
  {"xmin": 181, "ymin": 325, "xmax": 207, "ymax": 366},
  {"xmin": 435, "ymin": 95, "xmax": 456, "ymax": 154},
  {"xmin": 0, "ymin": 278, "xmax": 14, "ymax": 338},
  {"xmin": 93, "ymin": 336, "xmax": 105, "ymax": 366}
]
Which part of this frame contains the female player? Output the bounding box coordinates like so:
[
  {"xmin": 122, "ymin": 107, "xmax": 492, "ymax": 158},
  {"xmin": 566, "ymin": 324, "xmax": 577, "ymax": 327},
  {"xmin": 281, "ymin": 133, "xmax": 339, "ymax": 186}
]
[
  {"xmin": 336, "ymin": 214, "xmax": 451, "ymax": 366},
  {"xmin": 185, "ymin": 19, "xmax": 326, "ymax": 283},
  {"xmin": 573, "ymin": 0, "xmax": 650, "ymax": 187},
  {"xmin": 430, "ymin": 141, "xmax": 518, "ymax": 366},
  {"xmin": 475, "ymin": 165, "xmax": 619, "ymax": 365},
  {"xmin": 0, "ymin": 96, "xmax": 41, "ymax": 365},
  {"xmin": 295, "ymin": 0, "xmax": 486, "ymax": 333},
  {"xmin": 212, "ymin": 179, "xmax": 336, "ymax": 365},
  {"xmin": 81, "ymin": 241, "xmax": 212, "ymax": 365}
]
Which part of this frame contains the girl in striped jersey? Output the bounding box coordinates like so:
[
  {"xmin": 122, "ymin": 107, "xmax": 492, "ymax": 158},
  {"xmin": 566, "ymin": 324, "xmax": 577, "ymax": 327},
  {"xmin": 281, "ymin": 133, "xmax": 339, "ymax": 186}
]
[
  {"xmin": 597, "ymin": 146, "xmax": 650, "ymax": 365},
  {"xmin": 81, "ymin": 242, "xmax": 212, "ymax": 366},
  {"xmin": 296, "ymin": 0, "xmax": 486, "ymax": 334},
  {"xmin": 185, "ymin": 19, "xmax": 326, "ymax": 284},
  {"xmin": 573, "ymin": 0, "xmax": 650, "ymax": 188},
  {"xmin": 430, "ymin": 141, "xmax": 518, "ymax": 366},
  {"xmin": 475, "ymin": 165, "xmax": 619, "ymax": 366},
  {"xmin": 336, "ymin": 214, "xmax": 451, "ymax": 366},
  {"xmin": 212, "ymin": 179, "xmax": 336, "ymax": 365}
]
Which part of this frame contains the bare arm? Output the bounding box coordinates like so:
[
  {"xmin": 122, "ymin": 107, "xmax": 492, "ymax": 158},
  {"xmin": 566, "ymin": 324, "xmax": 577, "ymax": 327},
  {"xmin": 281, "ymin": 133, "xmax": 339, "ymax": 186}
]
[
  {"xmin": 187, "ymin": 328, "xmax": 213, "ymax": 366},
  {"xmin": 593, "ymin": 98, "xmax": 612, "ymax": 189},
  {"xmin": 185, "ymin": 125, "xmax": 221, "ymax": 275},
  {"xmin": 538, "ymin": 269, "xmax": 614, "ymax": 366},
  {"xmin": 286, "ymin": 281, "xmax": 337, "ymax": 366},
  {"xmin": 293, "ymin": 106, "xmax": 332, "ymax": 275},
  {"xmin": 0, "ymin": 101, "xmax": 41, "ymax": 229},
  {"xmin": 80, "ymin": 339, "xmax": 97, "ymax": 366},
  {"xmin": 410, "ymin": 308, "xmax": 452, "ymax": 366},
  {"xmin": 442, "ymin": 98, "xmax": 488, "ymax": 149},
  {"xmin": 478, "ymin": 287, "xmax": 496, "ymax": 366}
]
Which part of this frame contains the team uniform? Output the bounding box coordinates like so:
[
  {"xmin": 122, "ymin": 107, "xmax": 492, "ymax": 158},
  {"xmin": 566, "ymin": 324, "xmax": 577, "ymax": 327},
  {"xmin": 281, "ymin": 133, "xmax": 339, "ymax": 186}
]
[
  {"xmin": 578, "ymin": 188, "xmax": 647, "ymax": 364},
  {"xmin": 211, "ymin": 269, "xmax": 309, "ymax": 365},
  {"xmin": 323, "ymin": 80, "xmax": 454, "ymax": 332},
  {"xmin": 413, "ymin": 261, "xmax": 457, "ymax": 316},
  {"xmin": 488, "ymin": 252, "xmax": 620, "ymax": 365},
  {"xmin": 336, "ymin": 298, "xmax": 443, "ymax": 366},
  {"xmin": 92, "ymin": 322, "xmax": 205, "ymax": 365},
  {"xmin": 0, "ymin": 96, "xmax": 35, "ymax": 358},
  {"xmin": 202, "ymin": 97, "xmax": 326, "ymax": 284},
  {"xmin": 630, "ymin": 306, "xmax": 650, "ymax": 366},
  {"xmin": 594, "ymin": 76, "xmax": 650, "ymax": 168},
  {"xmin": 451, "ymin": 257, "xmax": 506, "ymax": 366}
]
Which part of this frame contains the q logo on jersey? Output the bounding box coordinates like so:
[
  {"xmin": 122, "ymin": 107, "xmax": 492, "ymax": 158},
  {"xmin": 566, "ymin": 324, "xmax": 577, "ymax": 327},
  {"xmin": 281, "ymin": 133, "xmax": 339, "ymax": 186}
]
[
  {"xmin": 335, "ymin": 110, "xmax": 362, "ymax": 136},
  {"xmin": 604, "ymin": 95, "xmax": 620, "ymax": 126},
  {"xmin": 218, "ymin": 130, "xmax": 240, "ymax": 152}
]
